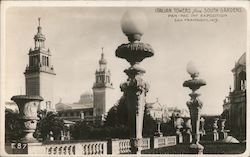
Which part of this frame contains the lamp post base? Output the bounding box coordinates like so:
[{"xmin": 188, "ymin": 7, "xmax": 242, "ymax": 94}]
[
  {"xmin": 189, "ymin": 143, "xmax": 204, "ymax": 154},
  {"xmin": 130, "ymin": 138, "xmax": 143, "ymax": 154}
]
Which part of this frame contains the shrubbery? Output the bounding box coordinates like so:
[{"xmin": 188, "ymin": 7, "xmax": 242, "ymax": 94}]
[
  {"xmin": 5, "ymin": 109, "xmax": 65, "ymax": 142},
  {"xmin": 5, "ymin": 109, "xmax": 22, "ymax": 142},
  {"xmin": 70, "ymin": 96, "xmax": 176, "ymax": 139},
  {"xmin": 35, "ymin": 111, "xmax": 65, "ymax": 140}
]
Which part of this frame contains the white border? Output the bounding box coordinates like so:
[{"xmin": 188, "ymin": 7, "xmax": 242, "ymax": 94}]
[{"xmin": 1, "ymin": 1, "xmax": 249, "ymax": 157}]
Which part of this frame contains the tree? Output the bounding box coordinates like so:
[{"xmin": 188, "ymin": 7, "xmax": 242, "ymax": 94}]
[
  {"xmin": 5, "ymin": 109, "xmax": 22, "ymax": 142},
  {"xmin": 35, "ymin": 111, "xmax": 65, "ymax": 140},
  {"xmin": 105, "ymin": 96, "xmax": 128, "ymax": 127},
  {"xmin": 105, "ymin": 96, "xmax": 157, "ymax": 138}
]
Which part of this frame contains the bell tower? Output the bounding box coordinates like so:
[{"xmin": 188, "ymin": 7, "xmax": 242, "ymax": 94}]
[
  {"xmin": 93, "ymin": 48, "xmax": 114, "ymax": 120},
  {"xmin": 24, "ymin": 18, "xmax": 56, "ymax": 111}
]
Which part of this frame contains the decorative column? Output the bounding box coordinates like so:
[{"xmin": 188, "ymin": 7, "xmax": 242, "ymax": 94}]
[
  {"xmin": 219, "ymin": 119, "xmax": 227, "ymax": 140},
  {"xmin": 11, "ymin": 95, "xmax": 43, "ymax": 143},
  {"xmin": 213, "ymin": 118, "xmax": 219, "ymax": 141},
  {"xmin": 116, "ymin": 10, "xmax": 154, "ymax": 154},
  {"xmin": 154, "ymin": 118, "xmax": 163, "ymax": 137},
  {"xmin": 175, "ymin": 117, "xmax": 183, "ymax": 143},
  {"xmin": 200, "ymin": 117, "xmax": 206, "ymax": 136},
  {"xmin": 183, "ymin": 62, "xmax": 206, "ymax": 154}
]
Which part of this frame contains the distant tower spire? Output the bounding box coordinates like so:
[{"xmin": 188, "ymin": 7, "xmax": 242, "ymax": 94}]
[
  {"xmin": 99, "ymin": 47, "xmax": 107, "ymax": 71},
  {"xmin": 38, "ymin": 17, "xmax": 41, "ymax": 26},
  {"xmin": 34, "ymin": 17, "xmax": 45, "ymax": 49}
]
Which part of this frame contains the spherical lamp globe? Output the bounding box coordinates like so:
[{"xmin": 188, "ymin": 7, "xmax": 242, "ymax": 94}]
[{"xmin": 120, "ymin": 10, "xmax": 148, "ymax": 42}]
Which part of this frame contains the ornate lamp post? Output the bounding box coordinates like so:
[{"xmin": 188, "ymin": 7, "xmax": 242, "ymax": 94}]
[
  {"xmin": 115, "ymin": 10, "xmax": 154, "ymax": 154},
  {"xmin": 11, "ymin": 95, "xmax": 43, "ymax": 143},
  {"xmin": 183, "ymin": 61, "xmax": 206, "ymax": 154}
]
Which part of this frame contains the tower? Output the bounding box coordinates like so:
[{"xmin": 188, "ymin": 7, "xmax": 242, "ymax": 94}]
[
  {"xmin": 93, "ymin": 48, "xmax": 114, "ymax": 120},
  {"xmin": 24, "ymin": 18, "xmax": 56, "ymax": 111}
]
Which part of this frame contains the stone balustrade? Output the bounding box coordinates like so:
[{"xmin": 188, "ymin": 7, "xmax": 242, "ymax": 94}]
[
  {"xmin": 152, "ymin": 136, "xmax": 177, "ymax": 148},
  {"xmin": 42, "ymin": 141, "xmax": 107, "ymax": 155},
  {"xmin": 8, "ymin": 136, "xmax": 177, "ymax": 155}
]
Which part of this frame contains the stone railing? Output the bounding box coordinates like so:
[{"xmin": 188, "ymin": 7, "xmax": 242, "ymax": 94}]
[
  {"xmin": 142, "ymin": 138, "xmax": 150, "ymax": 150},
  {"xmin": 42, "ymin": 141, "xmax": 107, "ymax": 155},
  {"xmin": 108, "ymin": 139, "xmax": 131, "ymax": 154},
  {"xmin": 9, "ymin": 136, "xmax": 176, "ymax": 155},
  {"xmin": 153, "ymin": 136, "xmax": 177, "ymax": 148}
]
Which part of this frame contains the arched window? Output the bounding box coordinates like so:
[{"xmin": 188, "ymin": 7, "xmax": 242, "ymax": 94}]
[{"xmin": 238, "ymin": 71, "xmax": 246, "ymax": 91}]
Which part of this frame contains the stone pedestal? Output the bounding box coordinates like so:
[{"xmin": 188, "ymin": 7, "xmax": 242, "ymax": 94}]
[
  {"xmin": 183, "ymin": 118, "xmax": 192, "ymax": 143},
  {"xmin": 189, "ymin": 143, "xmax": 204, "ymax": 154},
  {"xmin": 175, "ymin": 117, "xmax": 183, "ymax": 143},
  {"xmin": 213, "ymin": 131, "xmax": 219, "ymax": 141},
  {"xmin": 183, "ymin": 131, "xmax": 192, "ymax": 144},
  {"xmin": 154, "ymin": 122, "xmax": 163, "ymax": 137},
  {"xmin": 218, "ymin": 119, "xmax": 227, "ymax": 140},
  {"xmin": 176, "ymin": 133, "xmax": 183, "ymax": 144},
  {"xmin": 11, "ymin": 95, "xmax": 43, "ymax": 143},
  {"xmin": 212, "ymin": 118, "xmax": 219, "ymax": 141},
  {"xmin": 200, "ymin": 117, "xmax": 206, "ymax": 136},
  {"xmin": 219, "ymin": 131, "xmax": 227, "ymax": 140}
]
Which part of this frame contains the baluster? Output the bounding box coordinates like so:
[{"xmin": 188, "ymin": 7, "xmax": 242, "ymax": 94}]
[
  {"xmin": 59, "ymin": 146, "xmax": 62, "ymax": 155},
  {"xmin": 63, "ymin": 146, "xmax": 67, "ymax": 155},
  {"xmin": 93, "ymin": 144, "xmax": 97, "ymax": 154},
  {"xmin": 119, "ymin": 141, "xmax": 122, "ymax": 153},
  {"xmin": 123, "ymin": 141, "xmax": 125, "ymax": 153},
  {"xmin": 87, "ymin": 144, "xmax": 91, "ymax": 155},
  {"xmin": 53, "ymin": 147, "xmax": 57, "ymax": 155},
  {"xmin": 48, "ymin": 147, "xmax": 52, "ymax": 154},
  {"xmin": 91, "ymin": 144, "xmax": 94, "ymax": 155},
  {"xmin": 121, "ymin": 141, "xmax": 124, "ymax": 153},
  {"xmin": 83, "ymin": 144, "xmax": 87, "ymax": 155},
  {"xmin": 91, "ymin": 144, "xmax": 94, "ymax": 154},
  {"xmin": 96, "ymin": 143, "xmax": 99, "ymax": 154},
  {"xmin": 68, "ymin": 146, "xmax": 71, "ymax": 155},
  {"xmin": 99, "ymin": 143, "xmax": 102, "ymax": 154},
  {"xmin": 72, "ymin": 145, "xmax": 76, "ymax": 155},
  {"xmin": 101, "ymin": 143, "xmax": 104, "ymax": 154},
  {"xmin": 124, "ymin": 141, "xmax": 127, "ymax": 153}
]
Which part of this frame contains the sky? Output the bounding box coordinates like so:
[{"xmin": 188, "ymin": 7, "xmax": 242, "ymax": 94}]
[{"xmin": 4, "ymin": 7, "xmax": 247, "ymax": 115}]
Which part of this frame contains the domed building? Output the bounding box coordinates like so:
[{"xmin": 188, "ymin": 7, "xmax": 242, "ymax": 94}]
[
  {"xmin": 55, "ymin": 92, "xmax": 94, "ymax": 122},
  {"xmin": 78, "ymin": 91, "xmax": 93, "ymax": 106}
]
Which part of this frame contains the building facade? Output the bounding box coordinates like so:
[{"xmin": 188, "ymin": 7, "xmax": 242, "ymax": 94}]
[
  {"xmin": 56, "ymin": 92, "xmax": 94, "ymax": 123},
  {"xmin": 145, "ymin": 99, "xmax": 169, "ymax": 123},
  {"xmin": 229, "ymin": 53, "xmax": 246, "ymax": 139},
  {"xmin": 24, "ymin": 18, "xmax": 56, "ymax": 111},
  {"xmin": 222, "ymin": 53, "xmax": 246, "ymax": 140}
]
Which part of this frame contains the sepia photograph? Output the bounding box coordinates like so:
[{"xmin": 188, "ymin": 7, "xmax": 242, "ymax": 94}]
[{"xmin": 1, "ymin": 1, "xmax": 249, "ymax": 156}]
